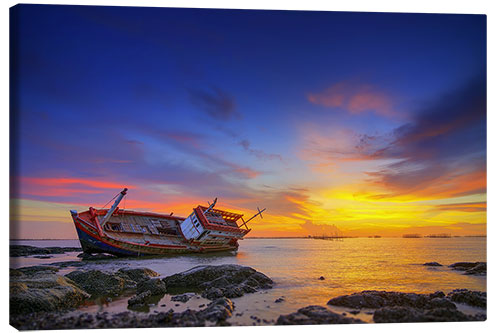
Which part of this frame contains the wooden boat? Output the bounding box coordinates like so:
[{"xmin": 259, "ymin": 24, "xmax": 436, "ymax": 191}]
[{"xmin": 70, "ymin": 188, "xmax": 265, "ymax": 256}]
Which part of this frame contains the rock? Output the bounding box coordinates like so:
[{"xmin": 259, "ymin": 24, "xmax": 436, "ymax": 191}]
[
  {"xmin": 48, "ymin": 260, "xmax": 87, "ymax": 269},
  {"xmin": 10, "ymin": 269, "xmax": 24, "ymax": 278},
  {"xmin": 117, "ymin": 268, "xmax": 160, "ymax": 283},
  {"xmin": 275, "ymin": 297, "xmax": 285, "ymax": 303},
  {"xmin": 446, "ymin": 289, "xmax": 486, "ymax": 309},
  {"xmin": 423, "ymin": 262, "xmax": 442, "ymax": 266},
  {"xmin": 65, "ymin": 270, "xmax": 135, "ymax": 295},
  {"xmin": 449, "ymin": 262, "xmax": 486, "ymax": 275},
  {"xmin": 203, "ymin": 287, "xmax": 224, "ymax": 299},
  {"xmin": 128, "ymin": 290, "xmax": 152, "ymax": 307},
  {"xmin": 10, "ymin": 245, "xmax": 82, "ymax": 257},
  {"xmin": 373, "ymin": 306, "xmax": 484, "ymax": 323},
  {"xmin": 17, "ymin": 265, "xmax": 59, "ymax": 275},
  {"xmin": 9, "ymin": 296, "xmax": 233, "ymax": 329},
  {"xmin": 12, "ymin": 297, "xmax": 236, "ymax": 329},
  {"xmin": 197, "ymin": 298, "xmax": 234, "ymax": 322},
  {"xmin": 429, "ymin": 291, "xmax": 445, "ymax": 299},
  {"xmin": 163, "ymin": 265, "xmax": 273, "ymax": 300},
  {"xmin": 10, "ymin": 309, "xmax": 188, "ymax": 329},
  {"xmin": 472, "ymin": 313, "xmax": 487, "ymax": 321},
  {"xmin": 77, "ymin": 253, "xmax": 117, "ymax": 260},
  {"xmin": 215, "ymin": 285, "xmax": 244, "ymax": 298},
  {"xmin": 464, "ymin": 262, "xmax": 486, "ymax": 276},
  {"xmin": 137, "ymin": 278, "xmax": 167, "ymax": 295},
  {"xmin": 9, "ymin": 267, "xmax": 90, "ymax": 315},
  {"xmin": 327, "ymin": 290, "xmax": 455, "ymax": 310},
  {"xmin": 171, "ymin": 293, "xmax": 197, "ymax": 303},
  {"xmin": 33, "ymin": 255, "xmax": 53, "ymax": 259},
  {"xmin": 319, "ymin": 276, "xmax": 325, "ymax": 280},
  {"xmin": 64, "ymin": 267, "xmax": 160, "ymax": 296},
  {"xmin": 449, "ymin": 262, "xmax": 480, "ymax": 270},
  {"xmin": 276, "ymin": 306, "xmax": 365, "ymax": 325},
  {"xmin": 428, "ymin": 297, "xmax": 456, "ymax": 310},
  {"xmin": 250, "ymin": 315, "xmax": 262, "ymax": 323}
]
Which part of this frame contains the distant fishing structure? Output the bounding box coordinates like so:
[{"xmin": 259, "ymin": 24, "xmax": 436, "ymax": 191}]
[
  {"xmin": 425, "ymin": 233, "xmax": 452, "ymax": 238},
  {"xmin": 310, "ymin": 228, "xmax": 345, "ymax": 241},
  {"xmin": 402, "ymin": 233, "xmax": 423, "ymax": 238},
  {"xmin": 312, "ymin": 235, "xmax": 344, "ymax": 241},
  {"xmin": 403, "ymin": 233, "xmax": 452, "ymax": 238}
]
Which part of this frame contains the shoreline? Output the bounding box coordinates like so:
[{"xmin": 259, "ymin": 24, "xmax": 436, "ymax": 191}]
[
  {"xmin": 10, "ymin": 235, "xmax": 488, "ymax": 241},
  {"xmin": 9, "ymin": 244, "xmax": 487, "ymax": 329}
]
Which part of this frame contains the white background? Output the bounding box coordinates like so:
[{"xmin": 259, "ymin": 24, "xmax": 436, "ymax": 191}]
[{"xmin": 2, "ymin": 1, "xmax": 498, "ymax": 332}]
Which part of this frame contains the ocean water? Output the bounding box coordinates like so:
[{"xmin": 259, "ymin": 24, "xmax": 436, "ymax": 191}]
[{"xmin": 10, "ymin": 237, "xmax": 486, "ymax": 325}]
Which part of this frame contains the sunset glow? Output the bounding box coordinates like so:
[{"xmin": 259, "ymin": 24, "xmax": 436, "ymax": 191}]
[{"xmin": 10, "ymin": 6, "xmax": 486, "ymax": 239}]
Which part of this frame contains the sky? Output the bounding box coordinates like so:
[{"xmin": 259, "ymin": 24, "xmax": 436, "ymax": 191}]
[{"xmin": 10, "ymin": 4, "xmax": 486, "ymax": 239}]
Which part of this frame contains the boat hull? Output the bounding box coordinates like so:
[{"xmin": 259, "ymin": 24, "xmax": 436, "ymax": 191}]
[{"xmin": 72, "ymin": 213, "xmax": 238, "ymax": 256}]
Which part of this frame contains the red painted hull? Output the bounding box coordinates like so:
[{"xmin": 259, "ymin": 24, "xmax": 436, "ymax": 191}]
[{"xmin": 72, "ymin": 209, "xmax": 239, "ymax": 256}]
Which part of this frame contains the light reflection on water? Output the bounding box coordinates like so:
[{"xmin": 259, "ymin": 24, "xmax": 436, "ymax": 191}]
[{"xmin": 10, "ymin": 238, "xmax": 486, "ymax": 325}]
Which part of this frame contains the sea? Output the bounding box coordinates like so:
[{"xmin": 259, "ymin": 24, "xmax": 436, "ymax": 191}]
[{"xmin": 10, "ymin": 237, "xmax": 486, "ymax": 325}]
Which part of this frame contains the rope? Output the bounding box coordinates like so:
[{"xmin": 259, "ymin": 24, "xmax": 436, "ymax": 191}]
[{"xmin": 100, "ymin": 192, "xmax": 120, "ymax": 209}]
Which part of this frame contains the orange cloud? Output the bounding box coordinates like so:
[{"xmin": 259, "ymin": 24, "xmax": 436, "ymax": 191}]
[
  {"xmin": 435, "ymin": 201, "xmax": 486, "ymax": 212},
  {"xmin": 16, "ymin": 177, "xmax": 134, "ymax": 198},
  {"xmin": 307, "ymin": 82, "xmax": 396, "ymax": 117},
  {"xmin": 368, "ymin": 169, "xmax": 486, "ymax": 202},
  {"xmin": 21, "ymin": 177, "xmax": 133, "ymax": 189},
  {"xmin": 231, "ymin": 167, "xmax": 260, "ymax": 179},
  {"xmin": 300, "ymin": 220, "xmax": 342, "ymax": 237}
]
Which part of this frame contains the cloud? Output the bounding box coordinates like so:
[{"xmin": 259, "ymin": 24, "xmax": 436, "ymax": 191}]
[
  {"xmin": 11, "ymin": 118, "xmax": 264, "ymax": 209},
  {"xmin": 15, "ymin": 177, "xmax": 132, "ymax": 198},
  {"xmin": 157, "ymin": 130, "xmax": 204, "ymax": 150},
  {"xmin": 434, "ymin": 202, "xmax": 486, "ymax": 212},
  {"xmin": 238, "ymin": 139, "xmax": 283, "ymax": 161},
  {"xmin": 363, "ymin": 77, "xmax": 486, "ymax": 200},
  {"xmin": 240, "ymin": 186, "xmax": 322, "ymax": 221},
  {"xmin": 300, "ymin": 127, "xmax": 392, "ymax": 164},
  {"xmin": 307, "ymin": 81, "xmax": 396, "ymax": 117},
  {"xmin": 21, "ymin": 177, "xmax": 131, "ymax": 189},
  {"xmin": 127, "ymin": 123, "xmax": 262, "ymax": 182},
  {"xmin": 188, "ymin": 86, "xmax": 239, "ymax": 120},
  {"xmin": 300, "ymin": 220, "xmax": 343, "ymax": 237},
  {"xmin": 227, "ymin": 164, "xmax": 261, "ymax": 179},
  {"xmin": 301, "ymin": 79, "xmax": 486, "ymax": 200},
  {"xmin": 302, "ymin": 77, "xmax": 486, "ymax": 201}
]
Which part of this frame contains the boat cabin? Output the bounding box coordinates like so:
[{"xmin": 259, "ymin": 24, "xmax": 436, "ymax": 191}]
[{"xmin": 178, "ymin": 205, "xmax": 250, "ymax": 246}]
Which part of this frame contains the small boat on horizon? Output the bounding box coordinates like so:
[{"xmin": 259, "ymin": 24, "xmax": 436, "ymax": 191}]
[{"xmin": 70, "ymin": 188, "xmax": 266, "ymax": 256}]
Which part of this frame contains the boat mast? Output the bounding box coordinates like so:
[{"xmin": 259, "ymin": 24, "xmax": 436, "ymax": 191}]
[
  {"xmin": 204, "ymin": 197, "xmax": 217, "ymax": 214},
  {"xmin": 239, "ymin": 207, "xmax": 266, "ymax": 229},
  {"xmin": 100, "ymin": 188, "xmax": 128, "ymax": 226}
]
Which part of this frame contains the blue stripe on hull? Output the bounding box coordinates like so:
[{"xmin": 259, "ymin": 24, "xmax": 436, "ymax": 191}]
[
  {"xmin": 76, "ymin": 227, "xmax": 140, "ymax": 256},
  {"xmin": 75, "ymin": 223, "xmax": 238, "ymax": 256}
]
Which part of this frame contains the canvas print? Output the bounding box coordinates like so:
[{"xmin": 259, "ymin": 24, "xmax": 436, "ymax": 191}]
[{"xmin": 9, "ymin": 4, "xmax": 486, "ymax": 329}]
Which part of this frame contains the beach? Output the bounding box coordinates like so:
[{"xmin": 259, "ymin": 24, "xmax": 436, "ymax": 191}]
[{"xmin": 9, "ymin": 237, "xmax": 486, "ymax": 328}]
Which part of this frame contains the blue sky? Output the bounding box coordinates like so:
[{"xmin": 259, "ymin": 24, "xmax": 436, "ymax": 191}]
[{"xmin": 10, "ymin": 4, "xmax": 486, "ymax": 238}]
